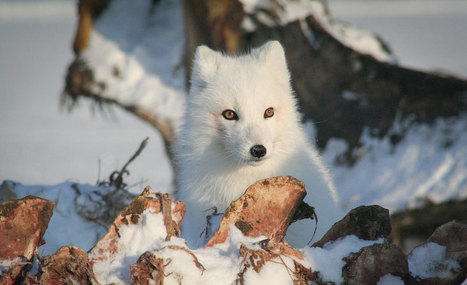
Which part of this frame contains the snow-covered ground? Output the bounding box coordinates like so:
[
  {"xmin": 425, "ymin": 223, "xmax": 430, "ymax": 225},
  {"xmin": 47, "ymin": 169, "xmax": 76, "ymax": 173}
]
[
  {"xmin": 0, "ymin": 1, "xmax": 172, "ymax": 193},
  {"xmin": 0, "ymin": 1, "xmax": 466, "ymax": 280}
]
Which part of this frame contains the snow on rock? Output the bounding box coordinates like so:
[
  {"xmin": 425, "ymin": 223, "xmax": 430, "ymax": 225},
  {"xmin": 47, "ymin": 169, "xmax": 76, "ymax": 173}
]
[
  {"xmin": 427, "ymin": 220, "xmax": 467, "ymax": 264},
  {"xmin": 377, "ymin": 274, "xmax": 404, "ymax": 285},
  {"xmin": 89, "ymin": 188, "xmax": 185, "ymax": 284},
  {"xmin": 1, "ymin": 180, "xmax": 467, "ymax": 284},
  {"xmin": 313, "ymin": 205, "xmax": 391, "ymax": 248},
  {"xmin": 79, "ymin": 0, "xmax": 186, "ymax": 131},
  {"xmin": 302, "ymin": 235, "xmax": 382, "ymax": 284},
  {"xmin": 239, "ymin": 0, "xmax": 394, "ymax": 62},
  {"xmin": 408, "ymin": 242, "xmax": 461, "ymax": 280}
]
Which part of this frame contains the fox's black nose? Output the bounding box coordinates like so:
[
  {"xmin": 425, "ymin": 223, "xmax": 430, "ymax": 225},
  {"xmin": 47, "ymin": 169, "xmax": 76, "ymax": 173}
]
[{"xmin": 250, "ymin": 145, "xmax": 267, "ymax": 158}]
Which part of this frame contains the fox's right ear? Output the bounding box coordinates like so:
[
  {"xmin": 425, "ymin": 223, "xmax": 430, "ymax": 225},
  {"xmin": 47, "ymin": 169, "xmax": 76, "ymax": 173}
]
[{"xmin": 191, "ymin": 45, "xmax": 221, "ymax": 85}]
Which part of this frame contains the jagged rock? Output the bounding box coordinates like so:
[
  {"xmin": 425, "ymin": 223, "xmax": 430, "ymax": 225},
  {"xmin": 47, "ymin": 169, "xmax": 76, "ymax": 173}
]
[
  {"xmin": 0, "ymin": 196, "xmax": 54, "ymax": 260},
  {"xmin": 313, "ymin": 205, "xmax": 391, "ymax": 248},
  {"xmin": 205, "ymin": 176, "xmax": 306, "ymax": 247},
  {"xmin": 38, "ymin": 246, "xmax": 98, "ymax": 284},
  {"xmin": 342, "ymin": 242, "xmax": 409, "ymax": 284},
  {"xmin": 0, "ymin": 196, "xmax": 54, "ymax": 285},
  {"xmin": 89, "ymin": 186, "xmax": 185, "ymax": 264}
]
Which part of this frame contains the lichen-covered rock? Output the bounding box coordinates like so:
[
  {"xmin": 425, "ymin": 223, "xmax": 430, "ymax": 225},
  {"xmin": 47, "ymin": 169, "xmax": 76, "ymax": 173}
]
[
  {"xmin": 342, "ymin": 242, "xmax": 409, "ymax": 284},
  {"xmin": 39, "ymin": 246, "xmax": 98, "ymax": 284},
  {"xmin": 206, "ymin": 176, "xmax": 306, "ymax": 247},
  {"xmin": 313, "ymin": 205, "xmax": 391, "ymax": 248}
]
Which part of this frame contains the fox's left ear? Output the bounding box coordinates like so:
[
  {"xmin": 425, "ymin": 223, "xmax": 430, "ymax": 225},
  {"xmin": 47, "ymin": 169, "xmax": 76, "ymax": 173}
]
[{"xmin": 255, "ymin": 41, "xmax": 290, "ymax": 81}]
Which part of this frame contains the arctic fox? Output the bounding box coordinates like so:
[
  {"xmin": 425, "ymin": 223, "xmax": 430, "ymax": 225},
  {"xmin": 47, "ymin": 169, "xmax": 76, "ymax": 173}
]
[{"xmin": 174, "ymin": 41, "xmax": 341, "ymax": 248}]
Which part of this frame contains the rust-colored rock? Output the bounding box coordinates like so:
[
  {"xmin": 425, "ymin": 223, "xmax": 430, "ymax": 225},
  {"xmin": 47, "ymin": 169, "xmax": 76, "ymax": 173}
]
[
  {"xmin": 89, "ymin": 186, "xmax": 185, "ymax": 264},
  {"xmin": 131, "ymin": 246, "xmax": 205, "ymax": 285},
  {"xmin": 0, "ymin": 196, "xmax": 54, "ymax": 260},
  {"xmin": 342, "ymin": 243, "xmax": 409, "ymax": 285},
  {"xmin": 313, "ymin": 205, "xmax": 391, "ymax": 248},
  {"xmin": 130, "ymin": 251, "xmax": 166, "ymax": 285},
  {"xmin": 39, "ymin": 246, "xmax": 98, "ymax": 284},
  {"xmin": 206, "ymin": 176, "xmax": 306, "ymax": 247}
]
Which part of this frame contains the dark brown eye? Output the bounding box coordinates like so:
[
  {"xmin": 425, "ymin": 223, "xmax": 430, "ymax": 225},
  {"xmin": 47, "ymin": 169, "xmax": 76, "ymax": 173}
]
[
  {"xmin": 222, "ymin": 109, "xmax": 238, "ymax": 120},
  {"xmin": 264, "ymin": 107, "xmax": 274, "ymax": 119}
]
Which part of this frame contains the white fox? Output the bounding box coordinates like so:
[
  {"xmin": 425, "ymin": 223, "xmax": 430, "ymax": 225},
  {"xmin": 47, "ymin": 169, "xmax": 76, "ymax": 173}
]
[{"xmin": 174, "ymin": 41, "xmax": 341, "ymax": 248}]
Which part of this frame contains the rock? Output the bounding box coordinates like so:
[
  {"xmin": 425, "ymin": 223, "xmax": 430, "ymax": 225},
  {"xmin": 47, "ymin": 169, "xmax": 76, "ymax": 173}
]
[
  {"xmin": 130, "ymin": 251, "xmax": 165, "ymax": 285},
  {"xmin": 0, "ymin": 196, "xmax": 54, "ymax": 285},
  {"xmin": 205, "ymin": 176, "xmax": 306, "ymax": 247},
  {"xmin": 427, "ymin": 220, "xmax": 467, "ymax": 265},
  {"xmin": 39, "ymin": 246, "xmax": 98, "ymax": 284},
  {"xmin": 412, "ymin": 220, "xmax": 467, "ymax": 284},
  {"xmin": 236, "ymin": 244, "xmax": 320, "ymax": 284},
  {"xmin": 89, "ymin": 186, "xmax": 185, "ymax": 264},
  {"xmin": 130, "ymin": 246, "xmax": 206, "ymax": 285},
  {"xmin": 0, "ymin": 196, "xmax": 54, "ymax": 260},
  {"xmin": 342, "ymin": 242, "xmax": 409, "ymax": 284},
  {"xmin": 313, "ymin": 205, "xmax": 391, "ymax": 248}
]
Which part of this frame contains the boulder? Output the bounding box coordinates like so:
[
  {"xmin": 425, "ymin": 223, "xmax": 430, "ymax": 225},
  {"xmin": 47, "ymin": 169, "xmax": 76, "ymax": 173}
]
[
  {"xmin": 343, "ymin": 243, "xmax": 409, "ymax": 284},
  {"xmin": 206, "ymin": 176, "xmax": 306, "ymax": 247},
  {"xmin": 313, "ymin": 205, "xmax": 391, "ymax": 248}
]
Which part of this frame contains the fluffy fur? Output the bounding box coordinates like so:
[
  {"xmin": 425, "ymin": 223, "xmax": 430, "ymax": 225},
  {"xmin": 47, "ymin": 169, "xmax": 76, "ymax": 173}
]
[{"xmin": 174, "ymin": 41, "xmax": 341, "ymax": 248}]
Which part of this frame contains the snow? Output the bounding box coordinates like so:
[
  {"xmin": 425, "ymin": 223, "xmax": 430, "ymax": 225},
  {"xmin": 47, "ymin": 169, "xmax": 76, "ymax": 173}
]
[
  {"xmin": 377, "ymin": 274, "xmax": 404, "ymax": 285},
  {"xmin": 322, "ymin": 116, "xmax": 467, "ymax": 212},
  {"xmin": 302, "ymin": 235, "xmax": 382, "ymax": 283},
  {"xmin": 0, "ymin": 0, "xmax": 173, "ymax": 192},
  {"xmin": 408, "ymin": 242, "xmax": 461, "ymax": 279},
  {"xmin": 81, "ymin": 0, "xmax": 186, "ymax": 131},
  {"xmin": 90, "ymin": 209, "xmax": 171, "ymax": 284},
  {"xmin": 239, "ymin": 0, "xmax": 394, "ymax": 62}
]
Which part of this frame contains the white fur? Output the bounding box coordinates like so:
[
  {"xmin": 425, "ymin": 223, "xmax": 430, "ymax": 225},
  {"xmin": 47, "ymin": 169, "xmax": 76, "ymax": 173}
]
[{"xmin": 174, "ymin": 41, "xmax": 342, "ymax": 248}]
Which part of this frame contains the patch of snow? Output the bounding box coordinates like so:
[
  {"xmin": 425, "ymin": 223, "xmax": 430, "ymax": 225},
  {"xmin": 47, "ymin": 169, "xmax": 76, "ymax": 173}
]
[
  {"xmin": 323, "ymin": 116, "xmax": 467, "ymax": 213},
  {"xmin": 408, "ymin": 242, "xmax": 460, "ymax": 279},
  {"xmin": 377, "ymin": 274, "xmax": 404, "ymax": 285},
  {"xmin": 91, "ymin": 209, "xmax": 172, "ymax": 284},
  {"xmin": 302, "ymin": 235, "xmax": 383, "ymax": 283}
]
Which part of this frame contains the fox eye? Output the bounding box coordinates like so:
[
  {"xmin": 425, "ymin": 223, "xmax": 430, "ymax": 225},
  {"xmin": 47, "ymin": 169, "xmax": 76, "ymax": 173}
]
[
  {"xmin": 222, "ymin": 109, "xmax": 238, "ymax": 120},
  {"xmin": 264, "ymin": 107, "xmax": 274, "ymax": 119}
]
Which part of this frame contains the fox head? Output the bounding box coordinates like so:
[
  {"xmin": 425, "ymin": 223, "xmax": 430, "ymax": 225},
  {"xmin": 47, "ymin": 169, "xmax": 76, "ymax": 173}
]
[{"xmin": 182, "ymin": 41, "xmax": 303, "ymax": 167}]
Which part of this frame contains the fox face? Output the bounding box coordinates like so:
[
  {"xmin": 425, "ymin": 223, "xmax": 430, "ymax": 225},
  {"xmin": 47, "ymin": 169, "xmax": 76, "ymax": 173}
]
[{"xmin": 185, "ymin": 41, "xmax": 301, "ymax": 167}]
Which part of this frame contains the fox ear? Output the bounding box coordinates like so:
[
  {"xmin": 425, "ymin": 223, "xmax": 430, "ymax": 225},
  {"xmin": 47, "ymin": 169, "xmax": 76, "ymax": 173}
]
[
  {"xmin": 255, "ymin": 41, "xmax": 290, "ymax": 81},
  {"xmin": 191, "ymin": 45, "xmax": 221, "ymax": 85}
]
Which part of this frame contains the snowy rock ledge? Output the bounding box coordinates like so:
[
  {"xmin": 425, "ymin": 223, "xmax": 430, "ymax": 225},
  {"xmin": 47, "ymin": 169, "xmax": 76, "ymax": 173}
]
[{"xmin": 1, "ymin": 178, "xmax": 466, "ymax": 284}]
